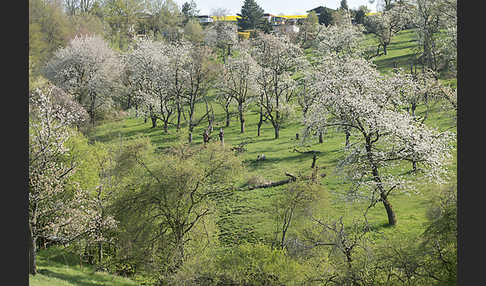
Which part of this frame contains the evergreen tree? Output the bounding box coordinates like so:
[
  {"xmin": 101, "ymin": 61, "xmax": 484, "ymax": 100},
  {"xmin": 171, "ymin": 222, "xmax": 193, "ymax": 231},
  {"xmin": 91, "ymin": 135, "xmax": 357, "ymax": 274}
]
[
  {"xmin": 181, "ymin": 0, "xmax": 199, "ymax": 25},
  {"xmin": 318, "ymin": 7, "xmax": 334, "ymax": 26},
  {"xmin": 237, "ymin": 0, "xmax": 265, "ymax": 31},
  {"xmin": 340, "ymin": 0, "xmax": 349, "ymax": 10}
]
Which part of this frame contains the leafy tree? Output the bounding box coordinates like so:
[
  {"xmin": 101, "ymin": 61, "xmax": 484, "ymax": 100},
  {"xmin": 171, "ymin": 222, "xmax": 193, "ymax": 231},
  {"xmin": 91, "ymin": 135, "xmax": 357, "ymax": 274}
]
[
  {"xmin": 304, "ymin": 55, "xmax": 454, "ymax": 226},
  {"xmin": 68, "ymin": 12, "xmax": 107, "ymax": 38},
  {"xmin": 273, "ymin": 180, "xmax": 324, "ymax": 250},
  {"xmin": 29, "ymin": 0, "xmax": 72, "ymax": 74},
  {"xmin": 111, "ymin": 143, "xmax": 242, "ymax": 282},
  {"xmin": 43, "ymin": 34, "xmax": 122, "ymax": 125},
  {"xmin": 237, "ymin": 0, "xmax": 265, "ymax": 32},
  {"xmin": 183, "ymin": 18, "xmax": 204, "ymax": 44},
  {"xmin": 103, "ymin": 0, "xmax": 145, "ymax": 48},
  {"xmin": 352, "ymin": 5, "xmax": 369, "ymax": 25},
  {"xmin": 156, "ymin": 0, "xmax": 184, "ymax": 41},
  {"xmin": 64, "ymin": 0, "xmax": 97, "ymax": 16},
  {"xmin": 216, "ymin": 242, "xmax": 307, "ymax": 285}
]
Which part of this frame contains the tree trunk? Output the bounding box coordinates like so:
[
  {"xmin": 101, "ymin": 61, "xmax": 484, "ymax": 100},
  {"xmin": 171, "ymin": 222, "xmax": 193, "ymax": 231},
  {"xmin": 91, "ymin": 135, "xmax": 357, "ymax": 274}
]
[
  {"xmin": 29, "ymin": 223, "xmax": 37, "ymax": 275},
  {"xmin": 274, "ymin": 124, "xmax": 279, "ymax": 139},
  {"xmin": 226, "ymin": 111, "xmax": 230, "ymax": 127},
  {"xmin": 366, "ymin": 136, "xmax": 397, "ymax": 226},
  {"xmin": 151, "ymin": 116, "xmax": 157, "ymax": 128},
  {"xmin": 239, "ymin": 103, "xmax": 245, "ymax": 133},
  {"xmin": 318, "ymin": 132, "xmax": 323, "ymax": 144},
  {"xmin": 345, "ymin": 129, "xmax": 350, "ymax": 147},
  {"xmin": 257, "ymin": 107, "xmax": 263, "ymax": 137},
  {"xmin": 383, "ymin": 43, "xmax": 388, "ymax": 55},
  {"xmin": 176, "ymin": 102, "xmax": 182, "ymax": 131},
  {"xmin": 380, "ymin": 192, "xmax": 397, "ymax": 226},
  {"xmin": 163, "ymin": 120, "xmax": 169, "ymax": 133},
  {"xmin": 90, "ymin": 93, "xmax": 96, "ymax": 126},
  {"xmin": 98, "ymin": 241, "xmax": 103, "ymax": 266}
]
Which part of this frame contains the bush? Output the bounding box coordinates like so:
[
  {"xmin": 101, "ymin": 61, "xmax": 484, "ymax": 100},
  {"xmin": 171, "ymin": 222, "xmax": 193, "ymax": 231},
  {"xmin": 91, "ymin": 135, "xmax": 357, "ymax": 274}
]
[{"xmin": 215, "ymin": 242, "xmax": 308, "ymax": 285}]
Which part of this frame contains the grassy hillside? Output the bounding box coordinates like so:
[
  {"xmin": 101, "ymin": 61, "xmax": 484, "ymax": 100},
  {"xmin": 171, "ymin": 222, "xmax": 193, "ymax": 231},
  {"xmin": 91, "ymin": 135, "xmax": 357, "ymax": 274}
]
[
  {"xmin": 88, "ymin": 29, "xmax": 456, "ymax": 246},
  {"xmin": 32, "ymin": 28, "xmax": 457, "ymax": 283},
  {"xmin": 29, "ymin": 247, "xmax": 139, "ymax": 286}
]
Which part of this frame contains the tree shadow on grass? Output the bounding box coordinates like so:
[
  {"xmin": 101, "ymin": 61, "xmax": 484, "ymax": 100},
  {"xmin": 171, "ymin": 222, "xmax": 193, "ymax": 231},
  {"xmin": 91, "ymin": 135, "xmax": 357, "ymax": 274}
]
[{"xmin": 373, "ymin": 53, "xmax": 420, "ymax": 71}]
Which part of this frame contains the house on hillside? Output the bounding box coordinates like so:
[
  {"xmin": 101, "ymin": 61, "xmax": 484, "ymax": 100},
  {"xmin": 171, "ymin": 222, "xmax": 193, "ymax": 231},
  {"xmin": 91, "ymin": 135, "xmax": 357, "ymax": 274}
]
[{"xmin": 197, "ymin": 15, "xmax": 214, "ymax": 24}]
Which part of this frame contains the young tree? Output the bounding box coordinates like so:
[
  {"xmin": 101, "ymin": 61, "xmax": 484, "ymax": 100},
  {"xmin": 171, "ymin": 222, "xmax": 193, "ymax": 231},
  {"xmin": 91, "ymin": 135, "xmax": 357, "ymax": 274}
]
[
  {"xmin": 273, "ymin": 180, "xmax": 323, "ymax": 250},
  {"xmin": 252, "ymin": 33, "xmax": 305, "ymax": 139},
  {"xmin": 304, "ymin": 55, "xmax": 454, "ymax": 226},
  {"xmin": 43, "ymin": 34, "xmax": 122, "ymax": 125},
  {"xmin": 216, "ymin": 46, "xmax": 258, "ymax": 133}
]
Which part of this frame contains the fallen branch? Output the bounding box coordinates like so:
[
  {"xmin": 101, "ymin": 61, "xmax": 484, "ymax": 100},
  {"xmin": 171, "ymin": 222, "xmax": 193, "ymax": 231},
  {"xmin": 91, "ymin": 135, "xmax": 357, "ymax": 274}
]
[{"xmin": 239, "ymin": 171, "xmax": 326, "ymax": 191}]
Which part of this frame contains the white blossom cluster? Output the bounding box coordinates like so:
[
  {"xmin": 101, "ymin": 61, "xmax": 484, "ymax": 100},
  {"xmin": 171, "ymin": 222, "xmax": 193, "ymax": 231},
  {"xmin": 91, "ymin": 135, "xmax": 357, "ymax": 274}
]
[
  {"xmin": 29, "ymin": 86, "xmax": 99, "ymax": 243},
  {"xmin": 43, "ymin": 34, "xmax": 122, "ymax": 121},
  {"xmin": 216, "ymin": 46, "xmax": 259, "ymax": 109},
  {"xmin": 250, "ymin": 33, "xmax": 307, "ymax": 136},
  {"xmin": 303, "ymin": 55, "xmax": 455, "ymax": 199},
  {"xmin": 123, "ymin": 38, "xmax": 171, "ymax": 119},
  {"xmin": 314, "ymin": 21, "xmax": 365, "ymax": 58}
]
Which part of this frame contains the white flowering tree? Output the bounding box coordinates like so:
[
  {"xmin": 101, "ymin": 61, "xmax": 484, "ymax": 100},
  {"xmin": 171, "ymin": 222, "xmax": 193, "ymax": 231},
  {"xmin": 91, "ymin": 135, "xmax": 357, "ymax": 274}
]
[
  {"xmin": 204, "ymin": 21, "xmax": 238, "ymax": 63},
  {"xmin": 252, "ymin": 33, "xmax": 306, "ymax": 139},
  {"xmin": 413, "ymin": 0, "xmax": 457, "ymax": 72},
  {"xmin": 364, "ymin": 2, "xmax": 414, "ymax": 55},
  {"xmin": 391, "ymin": 67, "xmax": 444, "ymax": 121},
  {"xmin": 165, "ymin": 40, "xmax": 191, "ymax": 131},
  {"xmin": 313, "ymin": 16, "xmax": 366, "ymax": 58},
  {"xmin": 216, "ymin": 45, "xmax": 259, "ymax": 133},
  {"xmin": 304, "ymin": 55, "xmax": 454, "ymax": 226},
  {"xmin": 182, "ymin": 45, "xmax": 217, "ymax": 142},
  {"xmin": 123, "ymin": 39, "xmax": 175, "ymax": 131},
  {"xmin": 28, "ymin": 85, "xmax": 101, "ymax": 274},
  {"xmin": 43, "ymin": 35, "xmax": 122, "ymax": 125}
]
